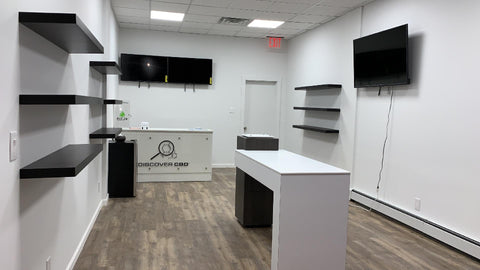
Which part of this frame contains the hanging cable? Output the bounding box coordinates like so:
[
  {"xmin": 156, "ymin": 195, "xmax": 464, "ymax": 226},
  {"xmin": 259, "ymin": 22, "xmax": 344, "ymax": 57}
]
[{"xmin": 377, "ymin": 87, "xmax": 394, "ymax": 191}]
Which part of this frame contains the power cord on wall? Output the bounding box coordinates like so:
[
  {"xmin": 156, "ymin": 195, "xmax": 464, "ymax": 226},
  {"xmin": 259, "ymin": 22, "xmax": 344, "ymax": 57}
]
[{"xmin": 376, "ymin": 87, "xmax": 394, "ymax": 196}]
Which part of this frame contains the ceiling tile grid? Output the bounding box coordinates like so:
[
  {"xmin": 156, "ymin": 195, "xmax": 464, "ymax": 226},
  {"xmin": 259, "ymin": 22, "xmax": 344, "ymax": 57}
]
[{"xmin": 112, "ymin": 0, "xmax": 374, "ymax": 39}]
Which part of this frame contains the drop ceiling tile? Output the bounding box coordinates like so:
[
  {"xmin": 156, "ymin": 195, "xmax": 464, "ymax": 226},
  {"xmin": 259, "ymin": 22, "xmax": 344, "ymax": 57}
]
[
  {"xmin": 116, "ymin": 15, "xmax": 150, "ymax": 24},
  {"xmin": 150, "ymin": 24, "xmax": 181, "ymax": 31},
  {"xmin": 191, "ymin": 0, "xmax": 233, "ymax": 8},
  {"xmin": 319, "ymin": 0, "xmax": 371, "ymax": 8},
  {"xmin": 254, "ymin": 11, "xmax": 296, "ymax": 21},
  {"xmin": 277, "ymin": 0, "xmax": 322, "ymax": 4},
  {"xmin": 151, "ymin": 0, "xmax": 191, "ymax": 4},
  {"xmin": 150, "ymin": 18, "xmax": 184, "ymax": 26},
  {"xmin": 113, "ymin": 7, "xmax": 150, "ymax": 18},
  {"xmin": 305, "ymin": 4, "xmax": 350, "ymax": 16},
  {"xmin": 188, "ymin": 5, "xmax": 229, "ymax": 16},
  {"xmin": 111, "ymin": 0, "xmax": 374, "ymax": 39},
  {"xmin": 242, "ymin": 27, "xmax": 272, "ymax": 34},
  {"xmin": 268, "ymin": 28, "xmax": 304, "ymax": 36},
  {"xmin": 279, "ymin": 22, "xmax": 315, "ymax": 30},
  {"xmin": 269, "ymin": 2, "xmax": 313, "ymax": 13},
  {"xmin": 209, "ymin": 24, "xmax": 243, "ymax": 31},
  {"xmin": 112, "ymin": 0, "xmax": 150, "ymax": 10},
  {"xmin": 228, "ymin": 0, "xmax": 273, "ymax": 11},
  {"xmin": 179, "ymin": 27, "xmax": 210, "ymax": 34},
  {"xmin": 181, "ymin": 21, "xmax": 214, "ymax": 29},
  {"xmin": 119, "ymin": 22, "xmax": 150, "ymax": 30},
  {"xmin": 222, "ymin": 8, "xmax": 262, "ymax": 19},
  {"xmin": 290, "ymin": 14, "xmax": 332, "ymax": 23},
  {"xmin": 150, "ymin": 2, "xmax": 189, "ymax": 13},
  {"xmin": 307, "ymin": 23, "xmax": 321, "ymax": 29},
  {"xmin": 208, "ymin": 29, "xmax": 237, "ymax": 36},
  {"xmin": 235, "ymin": 31, "xmax": 266, "ymax": 38},
  {"xmin": 184, "ymin": 14, "xmax": 221, "ymax": 23}
]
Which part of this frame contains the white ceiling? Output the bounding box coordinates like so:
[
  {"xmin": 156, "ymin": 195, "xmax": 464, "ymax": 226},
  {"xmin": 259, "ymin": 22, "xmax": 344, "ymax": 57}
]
[{"xmin": 112, "ymin": 0, "xmax": 374, "ymax": 39}]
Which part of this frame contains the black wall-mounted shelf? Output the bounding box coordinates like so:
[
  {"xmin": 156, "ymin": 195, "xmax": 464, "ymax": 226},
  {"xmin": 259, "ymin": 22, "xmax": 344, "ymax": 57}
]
[
  {"xmin": 294, "ymin": 106, "xmax": 340, "ymax": 112},
  {"xmin": 292, "ymin": 125, "xmax": 339, "ymax": 134},
  {"xmin": 19, "ymin": 95, "xmax": 103, "ymax": 105},
  {"xmin": 294, "ymin": 84, "xmax": 342, "ymax": 91},
  {"xmin": 104, "ymin": 99, "xmax": 122, "ymax": 104},
  {"xmin": 90, "ymin": 61, "xmax": 122, "ymax": 75},
  {"xmin": 19, "ymin": 12, "xmax": 104, "ymax": 54},
  {"xmin": 20, "ymin": 144, "xmax": 103, "ymax": 179},
  {"xmin": 89, "ymin": 128, "xmax": 122, "ymax": 139}
]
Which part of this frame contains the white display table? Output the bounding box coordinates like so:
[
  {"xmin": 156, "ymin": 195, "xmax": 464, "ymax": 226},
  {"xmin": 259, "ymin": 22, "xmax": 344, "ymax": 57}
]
[
  {"xmin": 122, "ymin": 128, "xmax": 212, "ymax": 182},
  {"xmin": 235, "ymin": 149, "xmax": 350, "ymax": 270}
]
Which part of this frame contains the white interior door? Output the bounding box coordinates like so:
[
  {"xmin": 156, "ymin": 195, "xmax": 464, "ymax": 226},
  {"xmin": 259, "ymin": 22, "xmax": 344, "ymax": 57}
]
[{"xmin": 243, "ymin": 80, "xmax": 279, "ymax": 137}]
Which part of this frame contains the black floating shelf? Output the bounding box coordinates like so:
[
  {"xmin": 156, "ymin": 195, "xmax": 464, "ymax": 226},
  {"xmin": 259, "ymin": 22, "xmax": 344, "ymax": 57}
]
[
  {"xmin": 19, "ymin": 12, "xmax": 104, "ymax": 54},
  {"xmin": 90, "ymin": 61, "xmax": 122, "ymax": 75},
  {"xmin": 294, "ymin": 84, "xmax": 342, "ymax": 91},
  {"xmin": 20, "ymin": 95, "xmax": 103, "ymax": 105},
  {"xmin": 294, "ymin": 106, "xmax": 340, "ymax": 112},
  {"xmin": 89, "ymin": 128, "xmax": 122, "ymax": 139},
  {"xmin": 20, "ymin": 144, "xmax": 103, "ymax": 179},
  {"xmin": 292, "ymin": 125, "xmax": 339, "ymax": 133},
  {"xmin": 104, "ymin": 99, "xmax": 123, "ymax": 105}
]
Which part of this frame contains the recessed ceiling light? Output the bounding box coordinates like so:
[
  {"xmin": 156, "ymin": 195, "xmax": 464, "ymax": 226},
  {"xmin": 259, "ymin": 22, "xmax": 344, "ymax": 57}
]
[
  {"xmin": 248, "ymin": 19, "xmax": 284, "ymax": 29},
  {"xmin": 150, "ymin": 10, "xmax": 184, "ymax": 22}
]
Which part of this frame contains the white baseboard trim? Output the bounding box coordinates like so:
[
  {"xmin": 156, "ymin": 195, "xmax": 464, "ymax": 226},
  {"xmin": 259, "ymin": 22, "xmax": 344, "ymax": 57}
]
[
  {"xmin": 350, "ymin": 189, "xmax": 480, "ymax": 260},
  {"xmin": 103, "ymin": 194, "xmax": 109, "ymax": 206},
  {"xmin": 66, "ymin": 196, "xmax": 108, "ymax": 270},
  {"xmin": 212, "ymin": 164, "xmax": 235, "ymax": 168}
]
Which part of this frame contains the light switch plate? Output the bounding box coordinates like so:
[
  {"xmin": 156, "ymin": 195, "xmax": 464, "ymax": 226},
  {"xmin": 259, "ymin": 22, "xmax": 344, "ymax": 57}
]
[{"xmin": 10, "ymin": 131, "xmax": 18, "ymax": 161}]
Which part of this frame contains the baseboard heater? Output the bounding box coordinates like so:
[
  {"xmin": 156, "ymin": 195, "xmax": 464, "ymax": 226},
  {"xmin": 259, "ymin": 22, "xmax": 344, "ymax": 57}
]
[{"xmin": 350, "ymin": 189, "xmax": 480, "ymax": 260}]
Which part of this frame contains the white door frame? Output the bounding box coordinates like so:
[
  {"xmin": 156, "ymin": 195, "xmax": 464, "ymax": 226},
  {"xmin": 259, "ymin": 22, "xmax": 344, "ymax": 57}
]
[{"xmin": 240, "ymin": 75, "xmax": 283, "ymax": 136}]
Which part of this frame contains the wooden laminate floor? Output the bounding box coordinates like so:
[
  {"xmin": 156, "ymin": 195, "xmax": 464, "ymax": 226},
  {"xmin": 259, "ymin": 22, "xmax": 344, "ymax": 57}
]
[{"xmin": 74, "ymin": 168, "xmax": 480, "ymax": 270}]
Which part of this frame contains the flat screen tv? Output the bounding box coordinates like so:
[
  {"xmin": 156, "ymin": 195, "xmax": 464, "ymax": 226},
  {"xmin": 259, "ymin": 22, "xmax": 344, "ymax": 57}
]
[
  {"xmin": 354, "ymin": 24, "xmax": 410, "ymax": 88},
  {"xmin": 120, "ymin": 53, "xmax": 167, "ymax": 82},
  {"xmin": 168, "ymin": 57, "xmax": 212, "ymax": 85}
]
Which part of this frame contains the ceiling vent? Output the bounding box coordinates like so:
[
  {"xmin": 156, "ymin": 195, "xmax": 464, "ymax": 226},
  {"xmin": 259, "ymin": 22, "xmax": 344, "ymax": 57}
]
[{"xmin": 218, "ymin": 17, "xmax": 251, "ymax": 26}]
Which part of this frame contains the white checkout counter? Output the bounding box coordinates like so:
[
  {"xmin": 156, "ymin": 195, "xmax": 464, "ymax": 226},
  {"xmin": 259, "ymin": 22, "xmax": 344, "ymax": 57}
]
[{"xmin": 122, "ymin": 128, "xmax": 213, "ymax": 182}]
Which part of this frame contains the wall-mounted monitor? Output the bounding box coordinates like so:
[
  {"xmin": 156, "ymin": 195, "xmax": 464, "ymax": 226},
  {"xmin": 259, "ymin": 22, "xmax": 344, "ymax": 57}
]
[
  {"xmin": 353, "ymin": 24, "xmax": 410, "ymax": 88},
  {"xmin": 168, "ymin": 57, "xmax": 212, "ymax": 85},
  {"xmin": 120, "ymin": 53, "xmax": 167, "ymax": 82}
]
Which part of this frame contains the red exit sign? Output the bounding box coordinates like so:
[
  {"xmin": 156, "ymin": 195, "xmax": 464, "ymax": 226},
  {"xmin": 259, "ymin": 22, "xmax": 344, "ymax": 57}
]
[{"xmin": 268, "ymin": 37, "xmax": 282, "ymax": 49}]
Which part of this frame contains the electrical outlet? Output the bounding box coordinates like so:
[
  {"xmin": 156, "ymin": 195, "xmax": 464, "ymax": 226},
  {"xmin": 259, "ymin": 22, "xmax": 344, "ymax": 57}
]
[
  {"xmin": 414, "ymin": 198, "xmax": 421, "ymax": 211},
  {"xmin": 97, "ymin": 182, "xmax": 101, "ymax": 193},
  {"xmin": 46, "ymin": 256, "xmax": 51, "ymax": 270},
  {"xmin": 9, "ymin": 131, "xmax": 18, "ymax": 161}
]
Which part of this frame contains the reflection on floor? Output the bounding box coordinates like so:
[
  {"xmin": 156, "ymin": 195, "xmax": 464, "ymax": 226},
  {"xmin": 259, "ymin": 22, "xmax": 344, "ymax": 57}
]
[{"xmin": 74, "ymin": 168, "xmax": 480, "ymax": 270}]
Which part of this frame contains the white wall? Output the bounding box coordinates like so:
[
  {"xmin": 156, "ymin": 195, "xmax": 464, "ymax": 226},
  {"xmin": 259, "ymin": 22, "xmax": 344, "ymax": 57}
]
[
  {"xmin": 0, "ymin": 0, "xmax": 21, "ymax": 269},
  {"xmin": 0, "ymin": 0, "xmax": 118, "ymax": 269},
  {"xmin": 352, "ymin": 0, "xmax": 480, "ymax": 243},
  {"xmin": 282, "ymin": 9, "xmax": 361, "ymax": 172},
  {"xmin": 284, "ymin": 0, "xmax": 480, "ymax": 248},
  {"xmin": 118, "ymin": 30, "xmax": 288, "ymax": 166}
]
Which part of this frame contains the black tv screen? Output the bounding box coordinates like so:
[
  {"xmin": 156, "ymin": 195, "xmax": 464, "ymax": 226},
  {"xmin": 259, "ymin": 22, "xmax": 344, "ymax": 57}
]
[
  {"xmin": 168, "ymin": 57, "xmax": 212, "ymax": 85},
  {"xmin": 120, "ymin": 53, "xmax": 167, "ymax": 82},
  {"xmin": 354, "ymin": 24, "xmax": 410, "ymax": 88}
]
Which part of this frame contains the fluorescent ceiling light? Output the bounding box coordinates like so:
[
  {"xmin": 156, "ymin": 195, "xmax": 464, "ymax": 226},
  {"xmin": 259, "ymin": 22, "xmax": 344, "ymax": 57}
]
[
  {"xmin": 150, "ymin": 10, "xmax": 184, "ymax": 22},
  {"xmin": 248, "ymin": 19, "xmax": 284, "ymax": 29}
]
